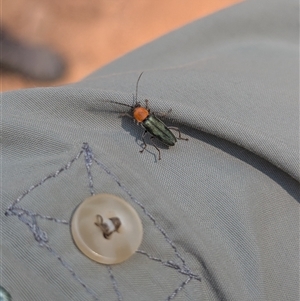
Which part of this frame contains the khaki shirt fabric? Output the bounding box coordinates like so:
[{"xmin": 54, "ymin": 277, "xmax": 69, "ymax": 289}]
[{"xmin": 2, "ymin": 0, "xmax": 299, "ymax": 300}]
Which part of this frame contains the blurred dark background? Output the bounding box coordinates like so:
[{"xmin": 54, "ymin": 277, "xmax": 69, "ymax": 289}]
[{"xmin": 1, "ymin": 0, "xmax": 240, "ymax": 91}]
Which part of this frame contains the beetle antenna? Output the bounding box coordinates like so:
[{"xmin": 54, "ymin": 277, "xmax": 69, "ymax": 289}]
[
  {"xmin": 105, "ymin": 100, "xmax": 133, "ymax": 108},
  {"xmin": 135, "ymin": 72, "xmax": 144, "ymax": 104}
]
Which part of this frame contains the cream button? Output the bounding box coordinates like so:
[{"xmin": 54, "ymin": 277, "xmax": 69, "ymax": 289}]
[{"xmin": 71, "ymin": 193, "xmax": 143, "ymax": 264}]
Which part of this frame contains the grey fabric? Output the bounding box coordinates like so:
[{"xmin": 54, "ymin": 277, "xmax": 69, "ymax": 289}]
[{"xmin": 2, "ymin": 0, "xmax": 299, "ymax": 300}]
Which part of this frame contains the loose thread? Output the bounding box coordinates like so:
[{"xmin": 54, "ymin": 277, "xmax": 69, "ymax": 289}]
[
  {"xmin": 107, "ymin": 266, "xmax": 123, "ymax": 301},
  {"xmin": 137, "ymin": 250, "xmax": 201, "ymax": 281},
  {"xmin": 18, "ymin": 214, "xmax": 48, "ymax": 245},
  {"xmin": 43, "ymin": 243, "xmax": 100, "ymax": 301},
  {"xmin": 83, "ymin": 143, "xmax": 95, "ymax": 196},
  {"xmin": 5, "ymin": 149, "xmax": 83, "ymax": 212},
  {"xmin": 166, "ymin": 277, "xmax": 192, "ymax": 301}
]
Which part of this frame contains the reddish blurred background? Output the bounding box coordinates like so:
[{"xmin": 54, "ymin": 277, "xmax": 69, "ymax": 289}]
[{"xmin": 1, "ymin": 0, "xmax": 240, "ymax": 92}]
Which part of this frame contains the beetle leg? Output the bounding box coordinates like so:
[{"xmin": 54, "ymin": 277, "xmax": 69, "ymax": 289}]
[
  {"xmin": 150, "ymin": 136, "xmax": 162, "ymax": 160},
  {"xmin": 156, "ymin": 108, "xmax": 172, "ymax": 118},
  {"xmin": 139, "ymin": 130, "xmax": 162, "ymax": 160},
  {"xmin": 168, "ymin": 127, "xmax": 189, "ymax": 141},
  {"xmin": 139, "ymin": 130, "xmax": 148, "ymax": 154}
]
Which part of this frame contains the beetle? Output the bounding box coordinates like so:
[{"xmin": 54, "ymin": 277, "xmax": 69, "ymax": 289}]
[{"xmin": 106, "ymin": 72, "xmax": 188, "ymax": 160}]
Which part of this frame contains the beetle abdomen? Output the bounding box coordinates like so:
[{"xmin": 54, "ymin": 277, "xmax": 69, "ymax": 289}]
[{"xmin": 142, "ymin": 115, "xmax": 176, "ymax": 146}]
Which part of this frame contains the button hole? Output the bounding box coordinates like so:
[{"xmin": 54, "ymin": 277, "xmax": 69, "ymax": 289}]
[{"xmin": 94, "ymin": 214, "xmax": 121, "ymax": 239}]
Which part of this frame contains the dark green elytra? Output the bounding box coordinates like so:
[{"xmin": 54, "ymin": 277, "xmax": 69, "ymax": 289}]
[{"xmin": 142, "ymin": 114, "xmax": 177, "ymax": 146}]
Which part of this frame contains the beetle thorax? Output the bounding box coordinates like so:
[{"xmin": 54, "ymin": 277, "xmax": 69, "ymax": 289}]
[{"xmin": 133, "ymin": 106, "xmax": 149, "ymax": 123}]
